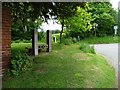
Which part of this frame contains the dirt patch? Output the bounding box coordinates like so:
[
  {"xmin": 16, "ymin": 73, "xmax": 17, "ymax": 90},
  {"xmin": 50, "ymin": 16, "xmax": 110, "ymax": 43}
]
[
  {"xmin": 72, "ymin": 53, "xmax": 91, "ymax": 60},
  {"xmin": 85, "ymin": 80, "xmax": 93, "ymax": 88},
  {"xmin": 36, "ymin": 68, "xmax": 47, "ymax": 73},
  {"xmin": 3, "ymin": 77, "xmax": 13, "ymax": 81},
  {"xmin": 39, "ymin": 52, "xmax": 49, "ymax": 56}
]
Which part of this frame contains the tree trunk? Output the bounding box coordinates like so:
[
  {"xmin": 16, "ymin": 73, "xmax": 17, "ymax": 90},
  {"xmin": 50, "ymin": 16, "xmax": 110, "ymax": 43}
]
[{"xmin": 60, "ymin": 19, "xmax": 64, "ymax": 44}]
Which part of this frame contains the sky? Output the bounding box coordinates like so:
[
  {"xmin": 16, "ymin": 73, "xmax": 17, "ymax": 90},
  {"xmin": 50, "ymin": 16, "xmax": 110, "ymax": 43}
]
[
  {"xmin": 39, "ymin": 1, "xmax": 119, "ymax": 31},
  {"xmin": 40, "ymin": 20, "xmax": 61, "ymax": 31},
  {"xmin": 110, "ymin": 0, "xmax": 119, "ymax": 10}
]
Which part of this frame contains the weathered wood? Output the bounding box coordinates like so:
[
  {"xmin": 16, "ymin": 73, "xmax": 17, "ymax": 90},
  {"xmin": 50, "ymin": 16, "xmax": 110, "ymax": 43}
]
[
  {"xmin": 46, "ymin": 30, "xmax": 52, "ymax": 52},
  {"xmin": 26, "ymin": 44, "xmax": 48, "ymax": 54},
  {"xmin": 53, "ymin": 36, "xmax": 57, "ymax": 43},
  {"xmin": 32, "ymin": 30, "xmax": 38, "ymax": 56}
]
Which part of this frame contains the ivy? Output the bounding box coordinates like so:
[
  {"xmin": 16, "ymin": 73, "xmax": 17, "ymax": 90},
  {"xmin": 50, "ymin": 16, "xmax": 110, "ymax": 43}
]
[{"xmin": 10, "ymin": 51, "xmax": 33, "ymax": 76}]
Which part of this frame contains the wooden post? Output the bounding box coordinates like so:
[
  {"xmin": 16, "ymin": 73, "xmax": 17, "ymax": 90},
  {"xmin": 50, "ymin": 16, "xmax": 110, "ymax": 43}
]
[
  {"xmin": 32, "ymin": 30, "xmax": 38, "ymax": 55},
  {"xmin": 46, "ymin": 30, "xmax": 52, "ymax": 52},
  {"xmin": 53, "ymin": 36, "xmax": 57, "ymax": 43}
]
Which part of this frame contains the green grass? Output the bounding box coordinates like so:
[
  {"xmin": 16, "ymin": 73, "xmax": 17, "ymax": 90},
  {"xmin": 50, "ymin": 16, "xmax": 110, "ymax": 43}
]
[
  {"xmin": 3, "ymin": 43, "xmax": 116, "ymax": 88},
  {"xmin": 79, "ymin": 43, "xmax": 96, "ymax": 54},
  {"xmin": 11, "ymin": 42, "xmax": 46, "ymax": 53},
  {"xmin": 11, "ymin": 43, "xmax": 32, "ymax": 53},
  {"xmin": 81, "ymin": 36, "xmax": 119, "ymax": 44}
]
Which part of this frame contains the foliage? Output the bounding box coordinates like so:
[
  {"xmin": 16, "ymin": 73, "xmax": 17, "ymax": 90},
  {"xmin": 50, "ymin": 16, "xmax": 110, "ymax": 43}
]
[
  {"xmin": 11, "ymin": 17, "xmax": 42, "ymax": 41},
  {"xmin": 66, "ymin": 4, "xmax": 94, "ymax": 32},
  {"xmin": 4, "ymin": 2, "xmax": 117, "ymax": 41},
  {"xmin": 62, "ymin": 37, "xmax": 78, "ymax": 45},
  {"xmin": 14, "ymin": 40, "xmax": 21, "ymax": 43},
  {"xmin": 22, "ymin": 40, "xmax": 32, "ymax": 43},
  {"xmin": 12, "ymin": 40, "xmax": 32, "ymax": 43},
  {"xmin": 66, "ymin": 3, "xmax": 94, "ymax": 38},
  {"xmin": 95, "ymin": 13, "xmax": 115, "ymax": 36},
  {"xmin": 3, "ymin": 2, "xmax": 85, "ymax": 42},
  {"xmin": 38, "ymin": 31, "xmax": 46, "ymax": 41},
  {"xmin": 62, "ymin": 38, "xmax": 73, "ymax": 45},
  {"xmin": 88, "ymin": 2, "xmax": 116, "ymax": 37},
  {"xmin": 79, "ymin": 43, "xmax": 96, "ymax": 54},
  {"xmin": 72, "ymin": 37, "xmax": 78, "ymax": 43},
  {"xmin": 11, "ymin": 51, "xmax": 32, "ymax": 76},
  {"xmin": 52, "ymin": 30, "xmax": 61, "ymax": 34},
  {"xmin": 53, "ymin": 2, "xmax": 85, "ymax": 43}
]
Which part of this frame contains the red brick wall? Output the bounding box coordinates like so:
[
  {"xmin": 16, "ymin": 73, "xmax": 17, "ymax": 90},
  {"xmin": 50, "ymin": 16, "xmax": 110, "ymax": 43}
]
[
  {"xmin": 2, "ymin": 6, "xmax": 11, "ymax": 73},
  {"xmin": 0, "ymin": 3, "xmax": 2, "ymax": 75}
]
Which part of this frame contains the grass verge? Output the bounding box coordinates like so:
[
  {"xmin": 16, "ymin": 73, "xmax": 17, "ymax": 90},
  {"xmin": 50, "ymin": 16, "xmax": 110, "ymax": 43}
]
[
  {"xmin": 3, "ymin": 43, "xmax": 116, "ymax": 88},
  {"xmin": 80, "ymin": 36, "xmax": 119, "ymax": 44}
]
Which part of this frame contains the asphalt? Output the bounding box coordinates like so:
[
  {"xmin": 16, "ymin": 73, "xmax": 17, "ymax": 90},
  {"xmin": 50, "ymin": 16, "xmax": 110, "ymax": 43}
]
[
  {"xmin": 93, "ymin": 43, "xmax": 119, "ymax": 88},
  {"xmin": 94, "ymin": 43, "xmax": 118, "ymax": 72}
]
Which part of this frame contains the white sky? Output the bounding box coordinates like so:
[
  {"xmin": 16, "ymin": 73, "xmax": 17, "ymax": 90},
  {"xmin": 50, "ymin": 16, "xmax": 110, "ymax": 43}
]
[
  {"xmin": 110, "ymin": 0, "xmax": 119, "ymax": 9},
  {"xmin": 39, "ymin": 20, "xmax": 61, "ymax": 31},
  {"xmin": 40, "ymin": 1, "xmax": 119, "ymax": 31}
]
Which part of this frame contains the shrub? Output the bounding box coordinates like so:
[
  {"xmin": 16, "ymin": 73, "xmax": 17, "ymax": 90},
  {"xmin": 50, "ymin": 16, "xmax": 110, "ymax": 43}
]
[
  {"xmin": 62, "ymin": 38, "xmax": 73, "ymax": 45},
  {"xmin": 14, "ymin": 40, "xmax": 21, "ymax": 43},
  {"xmin": 72, "ymin": 37, "xmax": 78, "ymax": 43},
  {"xmin": 79, "ymin": 43, "xmax": 96, "ymax": 54},
  {"xmin": 22, "ymin": 40, "xmax": 32, "ymax": 43},
  {"xmin": 11, "ymin": 51, "xmax": 33, "ymax": 76}
]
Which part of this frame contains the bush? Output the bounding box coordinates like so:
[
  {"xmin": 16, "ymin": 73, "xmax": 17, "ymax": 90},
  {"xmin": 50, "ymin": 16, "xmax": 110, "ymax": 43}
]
[
  {"xmin": 22, "ymin": 40, "xmax": 32, "ymax": 43},
  {"xmin": 72, "ymin": 37, "xmax": 78, "ymax": 43},
  {"xmin": 14, "ymin": 40, "xmax": 21, "ymax": 43},
  {"xmin": 79, "ymin": 43, "xmax": 96, "ymax": 54},
  {"xmin": 62, "ymin": 38, "xmax": 73, "ymax": 45},
  {"xmin": 11, "ymin": 51, "xmax": 33, "ymax": 76}
]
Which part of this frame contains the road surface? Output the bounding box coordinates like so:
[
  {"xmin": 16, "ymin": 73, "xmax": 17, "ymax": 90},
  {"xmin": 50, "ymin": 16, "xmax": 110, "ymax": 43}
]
[{"xmin": 94, "ymin": 43, "xmax": 118, "ymax": 72}]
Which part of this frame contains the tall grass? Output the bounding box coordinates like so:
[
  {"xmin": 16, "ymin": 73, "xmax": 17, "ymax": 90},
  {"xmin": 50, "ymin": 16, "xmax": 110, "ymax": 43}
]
[
  {"xmin": 79, "ymin": 43, "xmax": 96, "ymax": 54},
  {"xmin": 81, "ymin": 36, "xmax": 119, "ymax": 44}
]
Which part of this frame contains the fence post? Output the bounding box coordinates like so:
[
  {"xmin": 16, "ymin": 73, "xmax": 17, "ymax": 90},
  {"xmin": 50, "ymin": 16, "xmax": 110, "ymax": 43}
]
[
  {"xmin": 46, "ymin": 30, "xmax": 52, "ymax": 52},
  {"xmin": 32, "ymin": 30, "xmax": 38, "ymax": 55}
]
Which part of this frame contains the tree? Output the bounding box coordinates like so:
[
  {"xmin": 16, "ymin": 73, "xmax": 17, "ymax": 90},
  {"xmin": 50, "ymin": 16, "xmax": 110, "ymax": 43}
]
[
  {"xmin": 50, "ymin": 2, "xmax": 85, "ymax": 43},
  {"xmin": 88, "ymin": 2, "xmax": 115, "ymax": 36},
  {"xmin": 3, "ymin": 2, "xmax": 85, "ymax": 42},
  {"xmin": 65, "ymin": 3, "xmax": 94, "ymax": 38},
  {"xmin": 11, "ymin": 17, "xmax": 42, "ymax": 40}
]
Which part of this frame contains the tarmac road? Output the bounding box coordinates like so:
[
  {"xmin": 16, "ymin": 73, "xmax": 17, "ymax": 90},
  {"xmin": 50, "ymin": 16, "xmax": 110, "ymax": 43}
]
[{"xmin": 94, "ymin": 43, "xmax": 118, "ymax": 72}]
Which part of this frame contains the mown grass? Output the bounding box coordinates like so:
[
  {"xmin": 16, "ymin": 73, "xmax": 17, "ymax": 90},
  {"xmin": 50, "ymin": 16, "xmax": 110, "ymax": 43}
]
[
  {"xmin": 11, "ymin": 42, "xmax": 46, "ymax": 53},
  {"xmin": 3, "ymin": 43, "xmax": 116, "ymax": 88},
  {"xmin": 11, "ymin": 43, "xmax": 32, "ymax": 53},
  {"xmin": 81, "ymin": 36, "xmax": 119, "ymax": 44}
]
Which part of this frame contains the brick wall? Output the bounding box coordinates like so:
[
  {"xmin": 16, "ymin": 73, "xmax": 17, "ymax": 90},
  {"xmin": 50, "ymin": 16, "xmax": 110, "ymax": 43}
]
[
  {"xmin": 2, "ymin": 6, "xmax": 11, "ymax": 73},
  {"xmin": 0, "ymin": 2, "xmax": 2, "ymax": 76}
]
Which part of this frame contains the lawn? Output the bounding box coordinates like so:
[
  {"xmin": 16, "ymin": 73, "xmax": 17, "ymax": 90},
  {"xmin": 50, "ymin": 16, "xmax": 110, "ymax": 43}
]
[
  {"xmin": 80, "ymin": 36, "xmax": 119, "ymax": 44},
  {"xmin": 3, "ymin": 43, "xmax": 116, "ymax": 88}
]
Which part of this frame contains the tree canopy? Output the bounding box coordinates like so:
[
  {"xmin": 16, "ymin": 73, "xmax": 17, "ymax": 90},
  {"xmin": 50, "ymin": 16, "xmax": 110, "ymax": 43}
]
[
  {"xmin": 3, "ymin": 2, "xmax": 85, "ymax": 41},
  {"xmin": 88, "ymin": 2, "xmax": 116, "ymax": 36},
  {"xmin": 3, "ymin": 2, "xmax": 117, "ymax": 41},
  {"xmin": 66, "ymin": 3, "xmax": 94, "ymax": 33}
]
